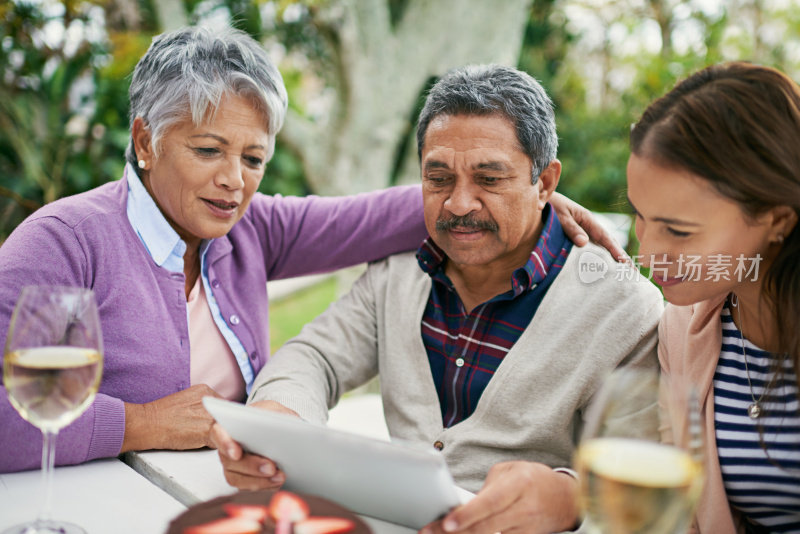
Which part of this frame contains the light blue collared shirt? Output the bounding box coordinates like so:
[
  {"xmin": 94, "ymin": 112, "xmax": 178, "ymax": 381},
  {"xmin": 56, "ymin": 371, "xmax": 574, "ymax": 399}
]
[{"xmin": 124, "ymin": 165, "xmax": 255, "ymax": 391}]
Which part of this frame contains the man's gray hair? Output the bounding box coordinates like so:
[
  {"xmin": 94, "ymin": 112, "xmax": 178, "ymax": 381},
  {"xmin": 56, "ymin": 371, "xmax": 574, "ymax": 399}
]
[
  {"xmin": 125, "ymin": 26, "xmax": 288, "ymax": 173},
  {"xmin": 416, "ymin": 64, "xmax": 557, "ymax": 182}
]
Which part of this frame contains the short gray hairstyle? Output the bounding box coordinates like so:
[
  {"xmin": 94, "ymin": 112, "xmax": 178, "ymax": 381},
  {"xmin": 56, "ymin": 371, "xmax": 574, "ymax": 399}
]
[
  {"xmin": 125, "ymin": 26, "xmax": 288, "ymax": 173},
  {"xmin": 416, "ymin": 64, "xmax": 557, "ymax": 182}
]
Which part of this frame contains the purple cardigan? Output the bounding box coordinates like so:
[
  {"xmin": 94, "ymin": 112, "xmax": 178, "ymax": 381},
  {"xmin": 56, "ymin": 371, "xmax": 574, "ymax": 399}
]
[{"xmin": 0, "ymin": 176, "xmax": 425, "ymax": 472}]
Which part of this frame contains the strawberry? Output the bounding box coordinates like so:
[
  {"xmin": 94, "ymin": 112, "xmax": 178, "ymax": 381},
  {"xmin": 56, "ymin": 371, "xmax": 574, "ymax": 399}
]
[
  {"xmin": 222, "ymin": 503, "xmax": 270, "ymax": 523},
  {"xmin": 269, "ymin": 491, "xmax": 311, "ymax": 534},
  {"xmin": 183, "ymin": 516, "xmax": 262, "ymax": 534},
  {"xmin": 268, "ymin": 491, "xmax": 311, "ymax": 521},
  {"xmin": 293, "ymin": 517, "xmax": 356, "ymax": 534}
]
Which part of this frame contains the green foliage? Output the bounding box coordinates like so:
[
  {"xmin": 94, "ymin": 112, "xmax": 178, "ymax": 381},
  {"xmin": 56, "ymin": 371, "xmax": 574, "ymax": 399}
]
[
  {"xmin": 0, "ymin": 1, "xmax": 129, "ymax": 240},
  {"xmin": 261, "ymin": 144, "xmax": 308, "ymax": 196},
  {"xmin": 3, "ymin": 0, "xmax": 800, "ymax": 243},
  {"xmin": 556, "ymin": 107, "xmax": 632, "ymax": 213},
  {"xmin": 219, "ymin": 0, "xmax": 264, "ymax": 40},
  {"xmin": 0, "ymin": 0, "xmax": 311, "ymax": 241},
  {"xmin": 518, "ymin": 0, "xmax": 572, "ymax": 86}
]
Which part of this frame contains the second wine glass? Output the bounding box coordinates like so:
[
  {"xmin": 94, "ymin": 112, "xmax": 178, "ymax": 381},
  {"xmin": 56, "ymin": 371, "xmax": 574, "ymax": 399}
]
[{"xmin": 574, "ymin": 367, "xmax": 703, "ymax": 534}]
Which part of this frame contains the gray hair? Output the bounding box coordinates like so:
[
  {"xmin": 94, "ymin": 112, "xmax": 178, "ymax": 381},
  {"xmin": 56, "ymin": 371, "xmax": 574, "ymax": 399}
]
[
  {"xmin": 416, "ymin": 64, "xmax": 557, "ymax": 182},
  {"xmin": 125, "ymin": 26, "xmax": 288, "ymax": 173}
]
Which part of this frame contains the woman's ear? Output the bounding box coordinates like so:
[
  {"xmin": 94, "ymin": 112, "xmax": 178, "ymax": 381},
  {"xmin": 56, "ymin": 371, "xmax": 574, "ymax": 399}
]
[
  {"xmin": 537, "ymin": 159, "xmax": 562, "ymax": 210},
  {"xmin": 766, "ymin": 205, "xmax": 798, "ymax": 244},
  {"xmin": 131, "ymin": 117, "xmax": 153, "ymax": 168}
]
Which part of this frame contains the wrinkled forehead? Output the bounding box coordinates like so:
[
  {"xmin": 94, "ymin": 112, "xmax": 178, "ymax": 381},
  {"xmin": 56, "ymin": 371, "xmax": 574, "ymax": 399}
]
[
  {"xmin": 422, "ymin": 147, "xmax": 519, "ymax": 173},
  {"xmin": 420, "ymin": 113, "xmax": 530, "ymax": 172}
]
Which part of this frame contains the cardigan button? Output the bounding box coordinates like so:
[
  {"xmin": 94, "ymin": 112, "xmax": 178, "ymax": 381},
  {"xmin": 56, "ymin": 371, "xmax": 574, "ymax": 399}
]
[
  {"xmin": 249, "ymin": 351, "xmax": 257, "ymax": 360},
  {"xmin": 211, "ymin": 279, "xmax": 220, "ymax": 289},
  {"xmin": 229, "ymin": 314, "xmax": 240, "ymax": 325},
  {"xmin": 433, "ymin": 440, "xmax": 444, "ymax": 451}
]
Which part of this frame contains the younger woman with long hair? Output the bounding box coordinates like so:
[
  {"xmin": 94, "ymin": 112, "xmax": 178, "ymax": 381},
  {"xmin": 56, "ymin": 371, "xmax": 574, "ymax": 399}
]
[{"xmin": 627, "ymin": 62, "xmax": 800, "ymax": 533}]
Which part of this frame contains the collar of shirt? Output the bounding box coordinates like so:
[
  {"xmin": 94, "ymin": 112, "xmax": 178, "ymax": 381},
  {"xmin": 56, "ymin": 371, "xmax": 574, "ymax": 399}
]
[
  {"xmin": 415, "ymin": 203, "xmax": 569, "ymax": 298},
  {"xmin": 125, "ymin": 163, "xmax": 207, "ymax": 273}
]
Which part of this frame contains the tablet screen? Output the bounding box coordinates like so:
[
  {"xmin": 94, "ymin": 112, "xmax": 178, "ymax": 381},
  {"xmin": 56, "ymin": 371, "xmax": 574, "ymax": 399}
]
[{"xmin": 204, "ymin": 397, "xmax": 463, "ymax": 529}]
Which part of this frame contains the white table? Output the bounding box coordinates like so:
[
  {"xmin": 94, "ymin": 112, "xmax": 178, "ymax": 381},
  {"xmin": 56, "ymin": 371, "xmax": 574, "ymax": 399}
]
[
  {"xmin": 0, "ymin": 395, "xmax": 424, "ymax": 533},
  {"xmin": 116, "ymin": 394, "xmax": 391, "ymax": 507},
  {"xmin": 0, "ymin": 458, "xmax": 185, "ymax": 534},
  {"xmin": 119, "ymin": 393, "xmax": 415, "ymax": 533},
  {"xmin": 122, "ymin": 449, "xmax": 417, "ymax": 534}
]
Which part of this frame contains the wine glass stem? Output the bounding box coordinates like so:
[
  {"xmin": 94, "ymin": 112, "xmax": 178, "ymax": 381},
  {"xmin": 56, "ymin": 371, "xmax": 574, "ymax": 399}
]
[{"xmin": 38, "ymin": 429, "xmax": 58, "ymax": 526}]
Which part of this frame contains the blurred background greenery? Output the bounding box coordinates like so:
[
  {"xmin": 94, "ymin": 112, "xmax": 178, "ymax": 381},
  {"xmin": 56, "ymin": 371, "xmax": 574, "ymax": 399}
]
[{"xmin": 2, "ymin": 0, "xmax": 799, "ymax": 344}]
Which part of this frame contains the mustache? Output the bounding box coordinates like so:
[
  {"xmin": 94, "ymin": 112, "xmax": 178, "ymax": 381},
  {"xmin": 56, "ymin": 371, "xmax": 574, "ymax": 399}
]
[{"xmin": 436, "ymin": 214, "xmax": 498, "ymax": 233}]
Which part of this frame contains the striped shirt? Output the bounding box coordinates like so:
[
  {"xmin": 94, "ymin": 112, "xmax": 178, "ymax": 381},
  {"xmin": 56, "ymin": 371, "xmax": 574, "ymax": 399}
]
[
  {"xmin": 713, "ymin": 304, "xmax": 800, "ymax": 532},
  {"xmin": 416, "ymin": 204, "xmax": 572, "ymax": 427}
]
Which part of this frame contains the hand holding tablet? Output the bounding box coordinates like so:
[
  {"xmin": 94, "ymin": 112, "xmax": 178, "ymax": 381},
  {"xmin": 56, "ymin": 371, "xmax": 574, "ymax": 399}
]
[{"xmin": 204, "ymin": 397, "xmax": 466, "ymax": 529}]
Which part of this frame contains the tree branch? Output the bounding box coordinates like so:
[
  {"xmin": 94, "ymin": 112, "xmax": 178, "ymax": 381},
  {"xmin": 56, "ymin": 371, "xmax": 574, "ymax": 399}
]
[{"xmin": 0, "ymin": 186, "xmax": 41, "ymax": 213}]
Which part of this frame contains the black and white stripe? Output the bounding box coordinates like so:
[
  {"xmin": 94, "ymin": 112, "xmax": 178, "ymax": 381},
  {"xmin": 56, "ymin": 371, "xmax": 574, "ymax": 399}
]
[{"xmin": 713, "ymin": 307, "xmax": 800, "ymax": 532}]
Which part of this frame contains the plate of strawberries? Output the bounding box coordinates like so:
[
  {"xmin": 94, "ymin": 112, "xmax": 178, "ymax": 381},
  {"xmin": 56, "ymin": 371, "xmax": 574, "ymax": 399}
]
[{"xmin": 166, "ymin": 489, "xmax": 372, "ymax": 534}]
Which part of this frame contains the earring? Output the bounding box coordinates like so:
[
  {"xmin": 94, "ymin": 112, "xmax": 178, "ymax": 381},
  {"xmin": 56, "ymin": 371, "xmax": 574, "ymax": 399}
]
[
  {"xmin": 138, "ymin": 160, "xmax": 146, "ymax": 170},
  {"xmin": 775, "ymin": 234, "xmax": 785, "ymax": 244}
]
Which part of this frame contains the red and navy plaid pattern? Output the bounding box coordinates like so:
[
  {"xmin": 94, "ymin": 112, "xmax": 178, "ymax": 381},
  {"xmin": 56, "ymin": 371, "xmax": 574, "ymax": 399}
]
[{"xmin": 416, "ymin": 204, "xmax": 572, "ymax": 427}]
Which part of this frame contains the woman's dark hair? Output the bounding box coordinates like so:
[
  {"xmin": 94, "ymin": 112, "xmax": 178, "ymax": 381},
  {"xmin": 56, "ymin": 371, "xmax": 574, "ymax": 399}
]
[{"xmin": 631, "ymin": 62, "xmax": 800, "ymax": 388}]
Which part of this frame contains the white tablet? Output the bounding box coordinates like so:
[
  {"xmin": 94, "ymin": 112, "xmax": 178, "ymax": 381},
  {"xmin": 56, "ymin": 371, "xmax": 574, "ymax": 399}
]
[{"xmin": 203, "ymin": 397, "xmax": 464, "ymax": 529}]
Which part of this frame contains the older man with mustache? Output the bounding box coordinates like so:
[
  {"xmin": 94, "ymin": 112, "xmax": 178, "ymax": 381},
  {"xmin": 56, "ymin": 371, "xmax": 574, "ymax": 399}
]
[{"xmin": 213, "ymin": 64, "xmax": 663, "ymax": 533}]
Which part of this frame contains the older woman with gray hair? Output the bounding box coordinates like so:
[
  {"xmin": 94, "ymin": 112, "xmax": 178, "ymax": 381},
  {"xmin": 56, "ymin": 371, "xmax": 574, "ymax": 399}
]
[{"xmin": 0, "ymin": 26, "xmax": 617, "ymax": 473}]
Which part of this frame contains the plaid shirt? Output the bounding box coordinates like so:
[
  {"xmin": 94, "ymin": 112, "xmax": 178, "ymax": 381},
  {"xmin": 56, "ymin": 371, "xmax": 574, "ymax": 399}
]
[{"xmin": 416, "ymin": 204, "xmax": 572, "ymax": 427}]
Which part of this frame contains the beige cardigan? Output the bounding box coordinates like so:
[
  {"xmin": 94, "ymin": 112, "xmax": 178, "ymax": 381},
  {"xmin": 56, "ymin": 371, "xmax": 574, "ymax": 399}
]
[
  {"xmin": 252, "ymin": 244, "xmax": 664, "ymax": 493},
  {"xmin": 658, "ymin": 294, "xmax": 745, "ymax": 534}
]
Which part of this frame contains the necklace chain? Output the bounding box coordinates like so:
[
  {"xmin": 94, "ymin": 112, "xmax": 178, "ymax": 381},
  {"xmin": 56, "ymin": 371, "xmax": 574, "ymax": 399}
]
[{"xmin": 731, "ymin": 293, "xmax": 765, "ymax": 419}]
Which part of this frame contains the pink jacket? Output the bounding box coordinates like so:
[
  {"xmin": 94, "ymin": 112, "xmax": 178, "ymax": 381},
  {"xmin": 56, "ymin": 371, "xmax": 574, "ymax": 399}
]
[{"xmin": 658, "ymin": 295, "xmax": 745, "ymax": 534}]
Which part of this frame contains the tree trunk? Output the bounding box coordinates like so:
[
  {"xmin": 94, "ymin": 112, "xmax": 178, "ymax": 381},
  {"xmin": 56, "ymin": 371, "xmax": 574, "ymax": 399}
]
[
  {"xmin": 649, "ymin": 0, "xmax": 673, "ymax": 58},
  {"xmin": 279, "ymin": 0, "xmax": 534, "ymax": 195}
]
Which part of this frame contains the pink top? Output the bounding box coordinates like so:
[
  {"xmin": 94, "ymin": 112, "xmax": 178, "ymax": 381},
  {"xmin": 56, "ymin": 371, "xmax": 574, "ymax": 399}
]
[
  {"xmin": 188, "ymin": 277, "xmax": 246, "ymax": 401},
  {"xmin": 659, "ymin": 294, "xmax": 743, "ymax": 534}
]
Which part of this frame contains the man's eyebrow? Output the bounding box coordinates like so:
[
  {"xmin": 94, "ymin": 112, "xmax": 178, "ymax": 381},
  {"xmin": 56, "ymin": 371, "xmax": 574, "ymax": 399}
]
[
  {"xmin": 627, "ymin": 197, "xmax": 701, "ymax": 226},
  {"xmin": 189, "ymin": 134, "xmax": 266, "ymax": 150},
  {"xmin": 473, "ymin": 161, "xmax": 510, "ymax": 172},
  {"xmin": 424, "ymin": 160, "xmax": 451, "ymax": 171}
]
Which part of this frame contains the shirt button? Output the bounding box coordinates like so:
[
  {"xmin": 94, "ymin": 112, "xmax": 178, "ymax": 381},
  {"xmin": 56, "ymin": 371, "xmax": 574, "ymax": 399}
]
[
  {"xmin": 229, "ymin": 314, "xmax": 240, "ymax": 325},
  {"xmin": 455, "ymin": 358, "xmax": 464, "ymax": 367},
  {"xmin": 211, "ymin": 279, "xmax": 220, "ymax": 289},
  {"xmin": 433, "ymin": 441, "xmax": 444, "ymax": 451}
]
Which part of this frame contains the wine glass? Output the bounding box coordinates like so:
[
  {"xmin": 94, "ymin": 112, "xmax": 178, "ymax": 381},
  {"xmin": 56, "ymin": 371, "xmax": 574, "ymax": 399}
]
[
  {"xmin": 574, "ymin": 367, "xmax": 703, "ymax": 534},
  {"xmin": 2, "ymin": 286, "xmax": 103, "ymax": 534}
]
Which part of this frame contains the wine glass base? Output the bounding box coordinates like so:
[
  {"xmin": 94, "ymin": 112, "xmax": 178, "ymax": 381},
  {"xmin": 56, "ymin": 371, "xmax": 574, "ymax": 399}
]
[{"xmin": 1, "ymin": 520, "xmax": 87, "ymax": 534}]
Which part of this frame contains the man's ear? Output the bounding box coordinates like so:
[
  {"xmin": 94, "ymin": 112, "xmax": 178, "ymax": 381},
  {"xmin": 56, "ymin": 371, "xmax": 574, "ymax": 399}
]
[
  {"xmin": 536, "ymin": 159, "xmax": 562, "ymax": 210},
  {"xmin": 131, "ymin": 117, "xmax": 154, "ymax": 167}
]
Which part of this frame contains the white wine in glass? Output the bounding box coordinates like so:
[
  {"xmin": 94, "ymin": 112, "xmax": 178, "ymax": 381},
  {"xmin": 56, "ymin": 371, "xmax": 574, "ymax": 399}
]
[
  {"xmin": 574, "ymin": 368, "xmax": 703, "ymax": 534},
  {"xmin": 2, "ymin": 286, "xmax": 103, "ymax": 534}
]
